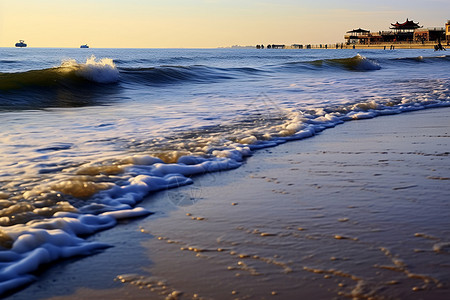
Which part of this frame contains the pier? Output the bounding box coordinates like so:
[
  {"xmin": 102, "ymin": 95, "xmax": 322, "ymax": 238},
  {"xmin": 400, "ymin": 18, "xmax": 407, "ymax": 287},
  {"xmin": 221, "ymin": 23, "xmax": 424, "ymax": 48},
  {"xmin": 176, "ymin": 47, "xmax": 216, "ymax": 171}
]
[
  {"xmin": 256, "ymin": 42, "xmax": 444, "ymax": 50},
  {"xmin": 256, "ymin": 19, "xmax": 449, "ymax": 50}
]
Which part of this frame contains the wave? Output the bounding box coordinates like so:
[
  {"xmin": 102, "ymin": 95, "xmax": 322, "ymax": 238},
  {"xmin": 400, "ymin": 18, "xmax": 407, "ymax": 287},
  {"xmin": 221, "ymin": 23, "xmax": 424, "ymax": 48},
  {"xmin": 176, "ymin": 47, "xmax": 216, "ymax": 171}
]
[
  {"xmin": 0, "ymin": 59, "xmax": 265, "ymax": 110},
  {"xmin": 119, "ymin": 65, "xmax": 232, "ymax": 85},
  {"xmin": 0, "ymin": 56, "xmax": 120, "ymax": 110},
  {"xmin": 281, "ymin": 54, "xmax": 450, "ymax": 73},
  {"xmin": 392, "ymin": 54, "xmax": 450, "ymax": 64},
  {"xmin": 282, "ymin": 54, "xmax": 381, "ymax": 72},
  {"xmin": 320, "ymin": 54, "xmax": 381, "ymax": 71},
  {"xmin": 0, "ymin": 55, "xmax": 118, "ymax": 90},
  {"xmin": 119, "ymin": 65, "xmax": 264, "ymax": 86}
]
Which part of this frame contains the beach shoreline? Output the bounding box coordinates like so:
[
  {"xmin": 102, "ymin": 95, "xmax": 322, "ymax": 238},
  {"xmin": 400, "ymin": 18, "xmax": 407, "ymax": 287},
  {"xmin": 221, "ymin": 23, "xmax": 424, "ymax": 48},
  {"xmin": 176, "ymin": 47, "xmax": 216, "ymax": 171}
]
[{"xmin": 6, "ymin": 107, "xmax": 450, "ymax": 300}]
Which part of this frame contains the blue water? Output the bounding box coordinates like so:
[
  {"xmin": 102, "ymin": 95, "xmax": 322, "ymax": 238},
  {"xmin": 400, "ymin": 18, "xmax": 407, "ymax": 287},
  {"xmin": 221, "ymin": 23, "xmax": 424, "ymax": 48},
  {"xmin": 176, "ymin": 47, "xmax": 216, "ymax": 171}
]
[{"xmin": 0, "ymin": 47, "xmax": 449, "ymax": 295}]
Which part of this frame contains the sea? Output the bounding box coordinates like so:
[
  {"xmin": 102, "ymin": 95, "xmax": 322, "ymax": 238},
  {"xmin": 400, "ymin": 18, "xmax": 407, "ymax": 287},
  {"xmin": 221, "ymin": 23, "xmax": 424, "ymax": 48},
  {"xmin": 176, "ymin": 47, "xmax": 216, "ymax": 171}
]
[{"xmin": 0, "ymin": 47, "xmax": 449, "ymax": 295}]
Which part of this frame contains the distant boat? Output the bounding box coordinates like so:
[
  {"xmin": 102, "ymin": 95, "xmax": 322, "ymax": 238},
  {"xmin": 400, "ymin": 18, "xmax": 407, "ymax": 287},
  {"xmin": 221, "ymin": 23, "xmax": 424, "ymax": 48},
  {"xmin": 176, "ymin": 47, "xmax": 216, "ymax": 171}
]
[
  {"xmin": 80, "ymin": 44, "xmax": 89, "ymax": 48},
  {"xmin": 15, "ymin": 40, "xmax": 27, "ymax": 47}
]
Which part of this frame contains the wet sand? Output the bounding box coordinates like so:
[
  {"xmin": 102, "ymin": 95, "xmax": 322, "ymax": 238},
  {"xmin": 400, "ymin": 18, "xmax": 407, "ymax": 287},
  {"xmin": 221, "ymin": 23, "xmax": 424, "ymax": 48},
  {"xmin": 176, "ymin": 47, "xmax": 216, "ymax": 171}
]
[{"xmin": 7, "ymin": 108, "xmax": 450, "ymax": 300}]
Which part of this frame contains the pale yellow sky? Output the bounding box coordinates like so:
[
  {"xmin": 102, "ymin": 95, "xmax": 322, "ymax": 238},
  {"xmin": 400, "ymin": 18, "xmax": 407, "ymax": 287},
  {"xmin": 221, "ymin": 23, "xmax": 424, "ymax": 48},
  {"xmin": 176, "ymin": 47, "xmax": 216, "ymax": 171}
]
[{"xmin": 1, "ymin": 0, "xmax": 448, "ymax": 48}]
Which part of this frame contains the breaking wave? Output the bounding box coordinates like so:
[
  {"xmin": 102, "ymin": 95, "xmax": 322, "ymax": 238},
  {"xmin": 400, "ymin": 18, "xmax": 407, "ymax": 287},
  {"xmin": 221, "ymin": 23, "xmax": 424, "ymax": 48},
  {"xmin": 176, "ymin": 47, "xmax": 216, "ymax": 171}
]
[
  {"xmin": 0, "ymin": 55, "xmax": 119, "ymax": 91},
  {"xmin": 318, "ymin": 54, "xmax": 381, "ymax": 71},
  {"xmin": 282, "ymin": 54, "xmax": 381, "ymax": 72},
  {"xmin": 0, "ymin": 56, "xmax": 120, "ymax": 110},
  {"xmin": 62, "ymin": 56, "xmax": 119, "ymax": 84}
]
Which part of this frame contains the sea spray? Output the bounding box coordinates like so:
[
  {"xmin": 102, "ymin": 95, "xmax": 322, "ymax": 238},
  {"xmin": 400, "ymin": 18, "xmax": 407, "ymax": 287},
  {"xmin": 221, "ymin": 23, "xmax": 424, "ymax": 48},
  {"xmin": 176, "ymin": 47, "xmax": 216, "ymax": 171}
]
[{"xmin": 61, "ymin": 55, "xmax": 119, "ymax": 83}]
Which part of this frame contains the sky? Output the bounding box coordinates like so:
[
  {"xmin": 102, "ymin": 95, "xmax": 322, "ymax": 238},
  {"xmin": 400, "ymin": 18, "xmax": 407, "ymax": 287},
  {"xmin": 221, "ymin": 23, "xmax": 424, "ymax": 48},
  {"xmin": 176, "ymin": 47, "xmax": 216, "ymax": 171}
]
[{"xmin": 1, "ymin": 0, "xmax": 449, "ymax": 48}]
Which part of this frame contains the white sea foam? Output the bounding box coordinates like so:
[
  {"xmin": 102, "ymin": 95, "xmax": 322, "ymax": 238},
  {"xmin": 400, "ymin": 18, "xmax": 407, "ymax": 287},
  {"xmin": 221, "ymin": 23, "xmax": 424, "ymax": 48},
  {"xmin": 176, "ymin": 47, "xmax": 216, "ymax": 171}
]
[
  {"xmin": 0, "ymin": 153, "xmax": 248, "ymax": 294},
  {"xmin": 61, "ymin": 55, "xmax": 119, "ymax": 83},
  {"xmin": 0, "ymin": 205, "xmax": 156, "ymax": 295}
]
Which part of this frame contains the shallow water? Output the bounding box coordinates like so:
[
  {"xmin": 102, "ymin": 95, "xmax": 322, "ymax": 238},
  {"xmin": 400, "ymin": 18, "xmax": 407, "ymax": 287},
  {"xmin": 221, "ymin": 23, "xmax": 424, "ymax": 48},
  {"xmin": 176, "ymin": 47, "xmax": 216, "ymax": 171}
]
[
  {"xmin": 0, "ymin": 48, "xmax": 449, "ymax": 295},
  {"xmin": 120, "ymin": 109, "xmax": 450, "ymax": 300}
]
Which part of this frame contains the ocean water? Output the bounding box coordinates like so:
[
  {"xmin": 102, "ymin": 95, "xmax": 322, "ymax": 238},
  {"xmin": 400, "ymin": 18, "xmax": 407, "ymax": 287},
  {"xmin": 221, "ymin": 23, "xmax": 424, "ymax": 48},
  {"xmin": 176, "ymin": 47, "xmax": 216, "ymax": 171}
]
[{"xmin": 0, "ymin": 47, "xmax": 449, "ymax": 295}]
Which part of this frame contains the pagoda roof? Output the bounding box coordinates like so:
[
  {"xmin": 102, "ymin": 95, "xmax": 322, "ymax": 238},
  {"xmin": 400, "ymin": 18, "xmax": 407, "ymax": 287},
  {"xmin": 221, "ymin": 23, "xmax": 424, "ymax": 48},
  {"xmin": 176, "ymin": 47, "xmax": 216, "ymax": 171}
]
[
  {"xmin": 390, "ymin": 18, "xmax": 421, "ymax": 30},
  {"xmin": 346, "ymin": 28, "xmax": 370, "ymax": 33}
]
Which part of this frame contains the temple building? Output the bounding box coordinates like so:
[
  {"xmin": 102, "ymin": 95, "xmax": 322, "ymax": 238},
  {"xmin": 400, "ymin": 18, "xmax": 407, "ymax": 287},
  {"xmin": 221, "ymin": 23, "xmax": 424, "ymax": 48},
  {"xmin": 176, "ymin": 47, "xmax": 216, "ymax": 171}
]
[
  {"xmin": 391, "ymin": 19, "xmax": 421, "ymax": 32},
  {"xmin": 388, "ymin": 19, "xmax": 421, "ymax": 41},
  {"xmin": 344, "ymin": 19, "xmax": 446, "ymax": 45}
]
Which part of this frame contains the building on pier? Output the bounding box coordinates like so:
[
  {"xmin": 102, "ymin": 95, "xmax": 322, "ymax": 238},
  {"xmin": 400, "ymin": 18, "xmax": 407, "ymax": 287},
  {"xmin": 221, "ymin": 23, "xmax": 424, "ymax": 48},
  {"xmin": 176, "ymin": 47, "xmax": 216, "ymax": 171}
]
[{"xmin": 344, "ymin": 19, "xmax": 446, "ymax": 45}]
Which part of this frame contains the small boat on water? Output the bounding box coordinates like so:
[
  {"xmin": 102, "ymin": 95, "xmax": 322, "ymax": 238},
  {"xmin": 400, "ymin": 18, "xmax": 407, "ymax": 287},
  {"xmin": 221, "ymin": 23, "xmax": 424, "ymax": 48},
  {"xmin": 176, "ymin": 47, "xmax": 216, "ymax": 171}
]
[
  {"xmin": 15, "ymin": 40, "xmax": 27, "ymax": 47},
  {"xmin": 80, "ymin": 44, "xmax": 89, "ymax": 48}
]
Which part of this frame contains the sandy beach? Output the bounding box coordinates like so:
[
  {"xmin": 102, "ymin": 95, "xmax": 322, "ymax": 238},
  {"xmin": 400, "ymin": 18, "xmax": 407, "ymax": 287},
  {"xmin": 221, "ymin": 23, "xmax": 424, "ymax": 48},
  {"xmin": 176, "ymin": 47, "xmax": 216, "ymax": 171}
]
[{"xmin": 6, "ymin": 107, "xmax": 450, "ymax": 300}]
